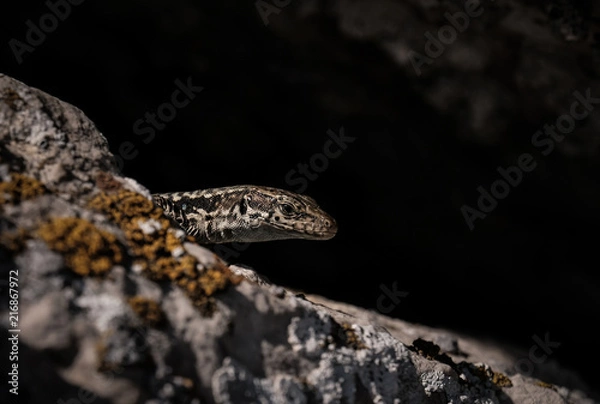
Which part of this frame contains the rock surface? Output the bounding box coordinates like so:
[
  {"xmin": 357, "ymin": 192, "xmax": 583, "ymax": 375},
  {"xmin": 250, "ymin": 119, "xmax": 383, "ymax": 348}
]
[
  {"xmin": 0, "ymin": 74, "xmax": 597, "ymax": 403},
  {"xmin": 4, "ymin": 0, "xmax": 600, "ymax": 391}
]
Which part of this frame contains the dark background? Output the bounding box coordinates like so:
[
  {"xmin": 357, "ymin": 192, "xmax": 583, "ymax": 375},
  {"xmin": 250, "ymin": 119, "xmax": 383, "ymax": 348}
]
[{"xmin": 2, "ymin": 0, "xmax": 599, "ymax": 396}]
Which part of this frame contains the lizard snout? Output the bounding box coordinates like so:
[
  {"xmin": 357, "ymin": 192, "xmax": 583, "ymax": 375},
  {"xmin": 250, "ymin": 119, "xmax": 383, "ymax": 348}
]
[{"xmin": 318, "ymin": 215, "xmax": 338, "ymax": 238}]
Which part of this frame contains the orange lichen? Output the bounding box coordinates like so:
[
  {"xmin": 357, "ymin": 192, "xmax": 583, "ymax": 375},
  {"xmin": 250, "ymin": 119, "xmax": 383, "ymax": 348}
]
[
  {"xmin": 88, "ymin": 190, "xmax": 242, "ymax": 315},
  {"xmin": 37, "ymin": 217, "xmax": 123, "ymax": 276},
  {"xmin": 127, "ymin": 296, "xmax": 164, "ymax": 326},
  {"xmin": 0, "ymin": 173, "xmax": 46, "ymax": 205}
]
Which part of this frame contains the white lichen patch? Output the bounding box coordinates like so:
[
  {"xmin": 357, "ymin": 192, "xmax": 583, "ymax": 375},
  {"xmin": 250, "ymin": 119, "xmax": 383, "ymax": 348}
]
[
  {"xmin": 28, "ymin": 110, "xmax": 64, "ymax": 147},
  {"xmin": 183, "ymin": 241, "xmax": 219, "ymax": 268},
  {"xmin": 420, "ymin": 367, "xmax": 501, "ymax": 404},
  {"xmin": 75, "ymin": 292, "xmax": 127, "ymax": 333},
  {"xmin": 421, "ymin": 370, "xmax": 455, "ymax": 395},
  {"xmin": 212, "ymin": 357, "xmax": 306, "ymax": 404},
  {"xmin": 228, "ymin": 264, "xmax": 271, "ymax": 286},
  {"xmin": 138, "ymin": 218, "xmax": 162, "ymax": 235},
  {"xmin": 171, "ymin": 246, "xmax": 185, "ymax": 258},
  {"xmin": 288, "ymin": 310, "xmax": 332, "ymax": 358},
  {"xmin": 121, "ymin": 177, "xmax": 151, "ymax": 198},
  {"xmin": 0, "ymin": 164, "xmax": 10, "ymax": 180},
  {"xmin": 131, "ymin": 262, "xmax": 144, "ymax": 274},
  {"xmin": 287, "ymin": 306, "xmax": 415, "ymax": 403},
  {"xmin": 172, "ymin": 228, "xmax": 186, "ymax": 240},
  {"xmin": 305, "ymin": 350, "xmax": 357, "ymax": 403}
]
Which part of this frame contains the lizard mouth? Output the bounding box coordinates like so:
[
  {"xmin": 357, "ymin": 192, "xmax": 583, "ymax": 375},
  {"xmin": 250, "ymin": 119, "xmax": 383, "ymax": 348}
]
[
  {"xmin": 314, "ymin": 218, "xmax": 338, "ymax": 239},
  {"xmin": 264, "ymin": 216, "xmax": 337, "ymax": 240}
]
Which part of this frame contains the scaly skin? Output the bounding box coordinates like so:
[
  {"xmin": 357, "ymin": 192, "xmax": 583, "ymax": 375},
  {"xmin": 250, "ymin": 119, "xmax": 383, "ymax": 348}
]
[{"xmin": 152, "ymin": 185, "xmax": 337, "ymax": 244}]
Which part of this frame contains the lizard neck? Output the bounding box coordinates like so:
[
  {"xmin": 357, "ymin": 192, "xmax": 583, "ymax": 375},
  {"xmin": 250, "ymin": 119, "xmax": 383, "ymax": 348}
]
[{"xmin": 152, "ymin": 188, "xmax": 249, "ymax": 244}]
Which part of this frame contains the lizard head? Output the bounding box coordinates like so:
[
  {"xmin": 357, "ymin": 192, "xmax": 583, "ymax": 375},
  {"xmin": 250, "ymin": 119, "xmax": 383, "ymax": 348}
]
[{"xmin": 238, "ymin": 186, "xmax": 338, "ymax": 242}]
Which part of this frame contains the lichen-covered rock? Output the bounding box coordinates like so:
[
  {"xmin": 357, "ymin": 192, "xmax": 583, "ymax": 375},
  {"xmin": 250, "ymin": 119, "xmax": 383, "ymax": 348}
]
[{"xmin": 1, "ymin": 73, "xmax": 597, "ymax": 403}]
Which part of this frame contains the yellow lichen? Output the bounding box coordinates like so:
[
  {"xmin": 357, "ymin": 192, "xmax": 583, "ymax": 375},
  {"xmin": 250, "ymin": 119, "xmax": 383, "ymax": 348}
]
[
  {"xmin": 88, "ymin": 190, "xmax": 161, "ymax": 225},
  {"xmin": 491, "ymin": 371, "xmax": 512, "ymax": 387},
  {"xmin": 466, "ymin": 364, "xmax": 513, "ymax": 389},
  {"xmin": 186, "ymin": 265, "xmax": 242, "ymax": 315},
  {"xmin": 165, "ymin": 230, "xmax": 183, "ymax": 251},
  {"xmin": 0, "ymin": 173, "xmax": 46, "ymax": 205},
  {"xmin": 535, "ymin": 380, "xmax": 554, "ymax": 389},
  {"xmin": 88, "ymin": 190, "xmax": 242, "ymax": 315},
  {"xmin": 37, "ymin": 217, "xmax": 123, "ymax": 276},
  {"xmin": 339, "ymin": 323, "xmax": 367, "ymax": 350},
  {"xmin": 127, "ymin": 296, "xmax": 164, "ymax": 326},
  {"xmin": 198, "ymin": 267, "xmax": 237, "ymax": 295}
]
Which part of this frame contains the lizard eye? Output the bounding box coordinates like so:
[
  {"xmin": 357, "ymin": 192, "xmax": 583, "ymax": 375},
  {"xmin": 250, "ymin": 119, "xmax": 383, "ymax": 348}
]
[{"xmin": 280, "ymin": 203, "xmax": 295, "ymax": 215}]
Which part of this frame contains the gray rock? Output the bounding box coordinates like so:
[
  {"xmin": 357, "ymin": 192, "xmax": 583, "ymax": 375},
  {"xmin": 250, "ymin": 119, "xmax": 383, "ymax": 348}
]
[{"xmin": 1, "ymin": 74, "xmax": 597, "ymax": 403}]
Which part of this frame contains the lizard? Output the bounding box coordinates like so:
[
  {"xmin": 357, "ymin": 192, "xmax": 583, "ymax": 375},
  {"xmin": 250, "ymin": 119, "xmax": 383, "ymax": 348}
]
[{"xmin": 152, "ymin": 185, "xmax": 337, "ymax": 244}]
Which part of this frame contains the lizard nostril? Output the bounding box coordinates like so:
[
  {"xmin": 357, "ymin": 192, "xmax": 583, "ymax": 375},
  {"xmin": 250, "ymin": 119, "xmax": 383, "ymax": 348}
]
[{"xmin": 323, "ymin": 219, "xmax": 336, "ymax": 230}]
